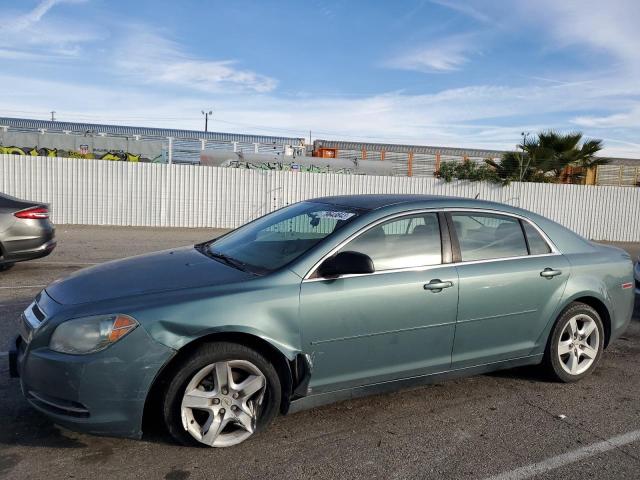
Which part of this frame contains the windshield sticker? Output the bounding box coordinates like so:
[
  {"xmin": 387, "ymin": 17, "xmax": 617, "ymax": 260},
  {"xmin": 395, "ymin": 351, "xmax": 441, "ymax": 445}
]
[{"xmin": 313, "ymin": 210, "xmax": 356, "ymax": 221}]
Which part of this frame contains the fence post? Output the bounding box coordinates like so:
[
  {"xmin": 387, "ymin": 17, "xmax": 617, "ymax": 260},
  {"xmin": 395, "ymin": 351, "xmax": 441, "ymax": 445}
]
[
  {"xmin": 167, "ymin": 137, "xmax": 173, "ymax": 164},
  {"xmin": 408, "ymin": 152, "xmax": 414, "ymax": 177}
]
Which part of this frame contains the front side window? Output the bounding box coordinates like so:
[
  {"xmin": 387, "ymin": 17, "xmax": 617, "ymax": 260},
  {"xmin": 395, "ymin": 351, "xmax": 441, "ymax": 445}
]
[
  {"xmin": 452, "ymin": 213, "xmax": 528, "ymax": 261},
  {"xmin": 205, "ymin": 201, "xmax": 364, "ymax": 273},
  {"xmin": 338, "ymin": 213, "xmax": 442, "ymax": 271}
]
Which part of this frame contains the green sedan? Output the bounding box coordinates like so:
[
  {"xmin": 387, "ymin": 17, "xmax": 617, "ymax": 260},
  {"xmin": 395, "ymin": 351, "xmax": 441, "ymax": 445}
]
[{"xmin": 10, "ymin": 195, "xmax": 635, "ymax": 448}]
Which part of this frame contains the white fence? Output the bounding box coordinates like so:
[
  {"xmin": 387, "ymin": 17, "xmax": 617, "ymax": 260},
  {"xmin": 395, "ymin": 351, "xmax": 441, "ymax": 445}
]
[{"xmin": 1, "ymin": 155, "xmax": 639, "ymax": 241}]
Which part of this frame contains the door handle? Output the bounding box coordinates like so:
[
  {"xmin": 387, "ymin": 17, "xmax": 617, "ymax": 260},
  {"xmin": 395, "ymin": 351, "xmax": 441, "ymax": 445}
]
[
  {"xmin": 540, "ymin": 268, "xmax": 562, "ymax": 279},
  {"xmin": 424, "ymin": 279, "xmax": 453, "ymax": 292}
]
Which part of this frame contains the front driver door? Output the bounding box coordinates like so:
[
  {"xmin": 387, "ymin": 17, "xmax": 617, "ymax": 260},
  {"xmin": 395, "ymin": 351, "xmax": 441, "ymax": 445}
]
[{"xmin": 300, "ymin": 212, "xmax": 459, "ymax": 395}]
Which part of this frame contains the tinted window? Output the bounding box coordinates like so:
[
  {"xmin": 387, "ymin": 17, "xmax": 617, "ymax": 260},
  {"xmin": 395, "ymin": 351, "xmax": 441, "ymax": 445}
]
[
  {"xmin": 339, "ymin": 213, "xmax": 441, "ymax": 270},
  {"xmin": 523, "ymin": 221, "xmax": 551, "ymax": 255},
  {"xmin": 452, "ymin": 213, "xmax": 528, "ymax": 261},
  {"xmin": 208, "ymin": 202, "xmax": 363, "ymax": 273}
]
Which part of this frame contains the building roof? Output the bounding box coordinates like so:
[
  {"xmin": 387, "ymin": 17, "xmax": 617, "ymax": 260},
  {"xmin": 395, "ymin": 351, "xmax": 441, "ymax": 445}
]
[
  {"xmin": 314, "ymin": 139, "xmax": 506, "ymax": 157},
  {"xmin": 0, "ymin": 117, "xmax": 304, "ymax": 145},
  {"xmin": 314, "ymin": 139, "xmax": 640, "ymax": 165}
]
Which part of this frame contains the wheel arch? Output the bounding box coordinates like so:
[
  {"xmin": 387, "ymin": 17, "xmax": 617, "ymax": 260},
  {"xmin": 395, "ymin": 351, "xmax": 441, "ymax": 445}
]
[
  {"xmin": 570, "ymin": 296, "xmax": 612, "ymax": 348},
  {"xmin": 142, "ymin": 330, "xmax": 305, "ymax": 433},
  {"xmin": 551, "ymin": 294, "xmax": 612, "ymax": 348}
]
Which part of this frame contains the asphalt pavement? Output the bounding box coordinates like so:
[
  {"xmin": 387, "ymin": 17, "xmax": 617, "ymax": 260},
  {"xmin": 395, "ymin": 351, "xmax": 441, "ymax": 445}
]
[{"xmin": 1, "ymin": 226, "xmax": 639, "ymax": 480}]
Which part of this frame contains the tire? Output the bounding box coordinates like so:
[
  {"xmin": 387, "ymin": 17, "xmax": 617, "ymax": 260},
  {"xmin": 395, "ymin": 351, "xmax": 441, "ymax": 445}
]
[
  {"xmin": 0, "ymin": 262, "xmax": 15, "ymax": 272},
  {"xmin": 544, "ymin": 302, "xmax": 604, "ymax": 383},
  {"xmin": 162, "ymin": 342, "xmax": 281, "ymax": 448}
]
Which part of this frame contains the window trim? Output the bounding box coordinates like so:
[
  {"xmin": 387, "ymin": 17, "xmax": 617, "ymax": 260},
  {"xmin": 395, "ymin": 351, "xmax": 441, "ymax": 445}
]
[
  {"xmin": 303, "ymin": 207, "xmax": 560, "ymax": 282},
  {"xmin": 445, "ymin": 209, "xmax": 558, "ymax": 263},
  {"xmin": 305, "ymin": 209, "xmax": 446, "ymax": 280}
]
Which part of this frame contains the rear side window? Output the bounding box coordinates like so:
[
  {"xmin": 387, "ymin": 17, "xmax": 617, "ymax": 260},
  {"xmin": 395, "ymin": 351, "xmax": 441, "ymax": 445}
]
[
  {"xmin": 522, "ymin": 221, "xmax": 552, "ymax": 255},
  {"xmin": 451, "ymin": 213, "xmax": 528, "ymax": 261},
  {"xmin": 340, "ymin": 213, "xmax": 442, "ymax": 270}
]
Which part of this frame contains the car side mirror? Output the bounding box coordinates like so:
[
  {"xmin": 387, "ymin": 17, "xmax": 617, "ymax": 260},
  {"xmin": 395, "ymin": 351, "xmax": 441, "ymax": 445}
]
[{"xmin": 318, "ymin": 251, "xmax": 374, "ymax": 277}]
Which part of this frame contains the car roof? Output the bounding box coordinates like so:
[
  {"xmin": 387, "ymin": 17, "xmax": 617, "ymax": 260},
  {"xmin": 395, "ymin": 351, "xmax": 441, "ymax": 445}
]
[{"xmin": 312, "ymin": 194, "xmax": 511, "ymax": 212}]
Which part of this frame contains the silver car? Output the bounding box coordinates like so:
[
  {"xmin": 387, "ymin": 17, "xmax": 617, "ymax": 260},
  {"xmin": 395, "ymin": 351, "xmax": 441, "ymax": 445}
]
[{"xmin": 0, "ymin": 193, "xmax": 56, "ymax": 271}]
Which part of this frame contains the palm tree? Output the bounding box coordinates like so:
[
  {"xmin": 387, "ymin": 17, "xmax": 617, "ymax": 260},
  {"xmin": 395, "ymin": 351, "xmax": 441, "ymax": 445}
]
[{"xmin": 486, "ymin": 131, "xmax": 608, "ymax": 184}]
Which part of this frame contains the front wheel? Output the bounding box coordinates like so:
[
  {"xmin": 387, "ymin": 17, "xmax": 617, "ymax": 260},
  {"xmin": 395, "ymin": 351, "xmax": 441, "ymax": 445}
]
[
  {"xmin": 545, "ymin": 302, "xmax": 604, "ymax": 382},
  {"xmin": 162, "ymin": 342, "xmax": 281, "ymax": 447}
]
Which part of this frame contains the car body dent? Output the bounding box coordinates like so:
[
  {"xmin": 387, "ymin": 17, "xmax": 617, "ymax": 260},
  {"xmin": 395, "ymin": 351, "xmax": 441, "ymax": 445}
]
[{"xmin": 128, "ymin": 269, "xmax": 302, "ymax": 362}]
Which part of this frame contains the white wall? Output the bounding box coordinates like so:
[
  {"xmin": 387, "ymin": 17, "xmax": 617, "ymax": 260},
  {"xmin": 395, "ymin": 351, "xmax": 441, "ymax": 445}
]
[{"xmin": 2, "ymin": 155, "xmax": 639, "ymax": 241}]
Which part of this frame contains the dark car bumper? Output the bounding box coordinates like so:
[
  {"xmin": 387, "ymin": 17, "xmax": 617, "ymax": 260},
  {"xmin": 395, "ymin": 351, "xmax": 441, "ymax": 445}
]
[{"xmin": 11, "ymin": 325, "xmax": 175, "ymax": 439}]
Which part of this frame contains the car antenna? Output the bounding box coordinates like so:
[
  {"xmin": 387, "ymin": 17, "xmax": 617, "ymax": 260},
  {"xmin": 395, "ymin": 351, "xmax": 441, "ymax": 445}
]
[{"xmin": 475, "ymin": 193, "xmax": 480, "ymax": 199}]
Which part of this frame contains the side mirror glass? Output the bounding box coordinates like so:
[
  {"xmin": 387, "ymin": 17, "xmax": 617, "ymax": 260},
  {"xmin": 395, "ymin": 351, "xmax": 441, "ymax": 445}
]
[{"xmin": 318, "ymin": 251, "xmax": 374, "ymax": 277}]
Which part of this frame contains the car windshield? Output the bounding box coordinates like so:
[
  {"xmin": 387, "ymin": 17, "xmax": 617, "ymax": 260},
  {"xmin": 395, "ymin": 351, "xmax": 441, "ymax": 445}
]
[{"xmin": 201, "ymin": 201, "xmax": 365, "ymax": 274}]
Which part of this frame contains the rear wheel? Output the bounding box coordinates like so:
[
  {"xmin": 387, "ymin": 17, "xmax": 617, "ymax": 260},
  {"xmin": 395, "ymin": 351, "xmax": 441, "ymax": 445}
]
[
  {"xmin": 545, "ymin": 302, "xmax": 604, "ymax": 382},
  {"xmin": 162, "ymin": 342, "xmax": 281, "ymax": 447}
]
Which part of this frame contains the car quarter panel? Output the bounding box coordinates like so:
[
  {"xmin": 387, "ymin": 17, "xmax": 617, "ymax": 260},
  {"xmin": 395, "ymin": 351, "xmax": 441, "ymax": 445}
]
[{"xmin": 552, "ymin": 248, "xmax": 635, "ymax": 345}]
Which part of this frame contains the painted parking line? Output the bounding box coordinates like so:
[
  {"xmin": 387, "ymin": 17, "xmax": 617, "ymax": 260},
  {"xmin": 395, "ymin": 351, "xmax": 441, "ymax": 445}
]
[
  {"xmin": 0, "ymin": 285, "xmax": 46, "ymax": 290},
  {"xmin": 484, "ymin": 429, "xmax": 640, "ymax": 480}
]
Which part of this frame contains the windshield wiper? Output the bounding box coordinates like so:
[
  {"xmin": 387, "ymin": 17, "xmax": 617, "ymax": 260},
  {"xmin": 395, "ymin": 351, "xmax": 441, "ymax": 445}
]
[{"xmin": 206, "ymin": 250, "xmax": 253, "ymax": 273}]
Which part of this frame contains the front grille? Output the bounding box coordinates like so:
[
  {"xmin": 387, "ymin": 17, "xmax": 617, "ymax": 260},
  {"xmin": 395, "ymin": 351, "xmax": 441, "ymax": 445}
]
[
  {"xmin": 20, "ymin": 301, "xmax": 45, "ymax": 344},
  {"xmin": 31, "ymin": 303, "xmax": 45, "ymax": 322}
]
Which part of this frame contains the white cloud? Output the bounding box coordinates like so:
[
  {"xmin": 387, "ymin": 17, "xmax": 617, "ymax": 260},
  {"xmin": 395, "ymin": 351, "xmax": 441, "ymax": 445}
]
[
  {"xmin": 112, "ymin": 30, "xmax": 277, "ymax": 93},
  {"xmin": 0, "ymin": 0, "xmax": 96, "ymax": 58},
  {"xmin": 2, "ymin": 72, "xmax": 639, "ymax": 157},
  {"xmin": 515, "ymin": 0, "xmax": 640, "ymax": 70},
  {"xmin": 2, "ymin": 0, "xmax": 640, "ymax": 159},
  {"xmin": 385, "ymin": 34, "xmax": 477, "ymax": 72},
  {"xmin": 429, "ymin": 0, "xmax": 491, "ymax": 23}
]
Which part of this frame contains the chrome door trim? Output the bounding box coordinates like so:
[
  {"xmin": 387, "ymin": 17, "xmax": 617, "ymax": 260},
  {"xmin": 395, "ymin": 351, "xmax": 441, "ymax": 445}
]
[
  {"xmin": 302, "ymin": 207, "xmax": 561, "ymax": 282},
  {"xmin": 443, "ymin": 208, "xmax": 559, "ymax": 254}
]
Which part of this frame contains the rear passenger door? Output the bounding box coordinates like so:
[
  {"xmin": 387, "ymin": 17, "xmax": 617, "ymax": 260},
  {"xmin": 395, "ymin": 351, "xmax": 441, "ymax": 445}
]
[{"xmin": 449, "ymin": 211, "xmax": 570, "ymax": 368}]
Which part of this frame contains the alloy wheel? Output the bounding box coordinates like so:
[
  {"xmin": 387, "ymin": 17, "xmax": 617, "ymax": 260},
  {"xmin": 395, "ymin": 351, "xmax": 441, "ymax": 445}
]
[
  {"xmin": 180, "ymin": 360, "xmax": 266, "ymax": 447},
  {"xmin": 557, "ymin": 314, "xmax": 600, "ymax": 376}
]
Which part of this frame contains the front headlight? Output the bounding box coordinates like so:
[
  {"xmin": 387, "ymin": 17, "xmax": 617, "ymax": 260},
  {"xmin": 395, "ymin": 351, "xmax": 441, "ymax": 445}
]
[{"xmin": 49, "ymin": 314, "xmax": 138, "ymax": 355}]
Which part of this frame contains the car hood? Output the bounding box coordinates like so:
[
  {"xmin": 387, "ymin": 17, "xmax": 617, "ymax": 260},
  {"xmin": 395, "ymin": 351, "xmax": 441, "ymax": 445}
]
[{"xmin": 45, "ymin": 246, "xmax": 253, "ymax": 305}]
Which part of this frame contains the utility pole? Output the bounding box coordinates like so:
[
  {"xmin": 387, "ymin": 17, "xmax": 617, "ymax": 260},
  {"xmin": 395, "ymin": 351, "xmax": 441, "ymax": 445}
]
[
  {"xmin": 309, "ymin": 130, "xmax": 312, "ymax": 145},
  {"xmin": 517, "ymin": 131, "xmax": 531, "ymax": 207},
  {"xmin": 519, "ymin": 131, "xmax": 531, "ymax": 182},
  {"xmin": 201, "ymin": 110, "xmax": 212, "ymax": 132},
  {"xmin": 50, "ymin": 111, "xmax": 56, "ymax": 121}
]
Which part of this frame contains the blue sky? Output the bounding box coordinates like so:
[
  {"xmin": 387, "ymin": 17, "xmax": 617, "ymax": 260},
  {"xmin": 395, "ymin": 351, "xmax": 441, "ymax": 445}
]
[{"xmin": 2, "ymin": 0, "xmax": 640, "ymax": 157}]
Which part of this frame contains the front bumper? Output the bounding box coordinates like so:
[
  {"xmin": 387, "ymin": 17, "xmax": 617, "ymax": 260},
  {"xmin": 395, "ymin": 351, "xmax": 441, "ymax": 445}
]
[{"xmin": 11, "ymin": 322, "xmax": 175, "ymax": 439}]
